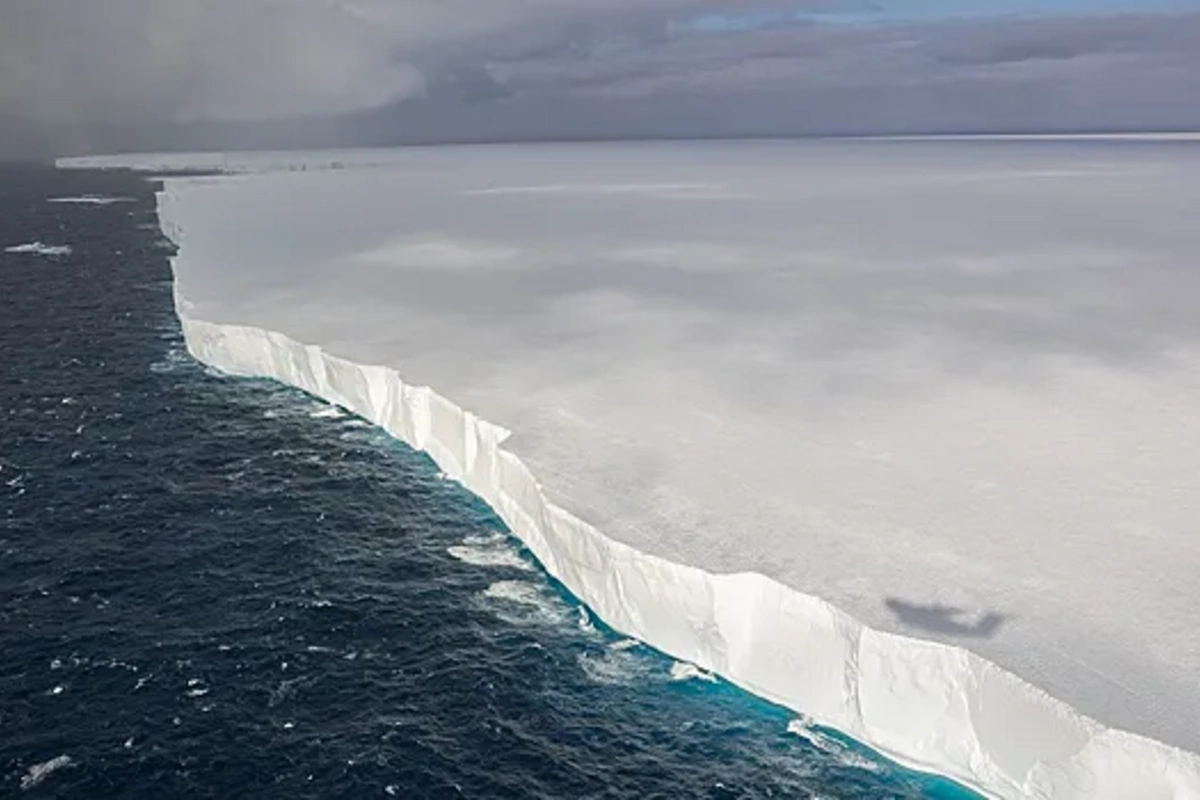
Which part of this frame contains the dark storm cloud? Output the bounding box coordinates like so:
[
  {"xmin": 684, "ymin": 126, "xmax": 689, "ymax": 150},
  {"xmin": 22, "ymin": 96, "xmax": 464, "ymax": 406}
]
[
  {"xmin": 0, "ymin": 0, "xmax": 420, "ymax": 123},
  {"xmin": 452, "ymin": 10, "xmax": 1200, "ymax": 136},
  {"xmin": 481, "ymin": 12, "xmax": 1200, "ymax": 101},
  {"xmin": 0, "ymin": 1, "xmax": 1197, "ymax": 156}
]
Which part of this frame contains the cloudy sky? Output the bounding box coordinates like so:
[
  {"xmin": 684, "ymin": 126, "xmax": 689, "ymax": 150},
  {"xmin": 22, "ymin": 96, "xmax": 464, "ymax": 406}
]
[{"xmin": 2, "ymin": 0, "xmax": 1199, "ymax": 154}]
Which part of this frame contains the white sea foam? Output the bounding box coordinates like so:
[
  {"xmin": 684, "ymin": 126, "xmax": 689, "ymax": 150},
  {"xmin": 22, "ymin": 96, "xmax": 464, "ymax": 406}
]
[
  {"xmin": 787, "ymin": 718, "xmax": 885, "ymax": 774},
  {"xmin": 481, "ymin": 580, "xmax": 543, "ymax": 605},
  {"xmin": 4, "ymin": 242, "xmax": 72, "ymax": 256},
  {"xmin": 480, "ymin": 581, "xmax": 568, "ymax": 626},
  {"xmin": 463, "ymin": 531, "xmax": 505, "ymax": 546},
  {"xmin": 608, "ymin": 638, "xmax": 641, "ymax": 652},
  {"xmin": 447, "ymin": 543, "xmax": 532, "ymax": 571},
  {"xmin": 20, "ymin": 755, "xmax": 73, "ymax": 790},
  {"xmin": 577, "ymin": 648, "xmax": 655, "ymax": 687},
  {"xmin": 669, "ymin": 661, "xmax": 717, "ymax": 683}
]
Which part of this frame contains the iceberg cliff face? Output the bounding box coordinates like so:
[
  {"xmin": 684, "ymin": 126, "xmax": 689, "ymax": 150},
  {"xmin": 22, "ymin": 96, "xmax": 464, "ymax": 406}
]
[
  {"xmin": 174, "ymin": 293, "xmax": 1200, "ymax": 800},
  {"xmin": 143, "ymin": 140, "xmax": 1200, "ymax": 798}
]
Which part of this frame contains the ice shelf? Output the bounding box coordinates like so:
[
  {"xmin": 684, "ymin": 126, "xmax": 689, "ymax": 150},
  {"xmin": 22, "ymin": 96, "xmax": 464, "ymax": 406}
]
[{"xmin": 132, "ymin": 140, "xmax": 1200, "ymax": 798}]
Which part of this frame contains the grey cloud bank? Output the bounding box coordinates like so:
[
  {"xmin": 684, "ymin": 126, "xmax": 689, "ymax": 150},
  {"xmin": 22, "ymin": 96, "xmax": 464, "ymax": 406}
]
[{"xmin": 1, "ymin": 1, "xmax": 1198, "ymax": 156}]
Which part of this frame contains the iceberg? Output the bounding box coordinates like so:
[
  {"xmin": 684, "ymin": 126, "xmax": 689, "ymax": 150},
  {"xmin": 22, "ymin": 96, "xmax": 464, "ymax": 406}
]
[{"xmin": 122, "ymin": 140, "xmax": 1200, "ymax": 798}]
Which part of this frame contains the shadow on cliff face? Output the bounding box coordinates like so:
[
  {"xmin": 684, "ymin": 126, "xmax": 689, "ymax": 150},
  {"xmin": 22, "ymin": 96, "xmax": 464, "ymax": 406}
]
[{"xmin": 884, "ymin": 597, "xmax": 1008, "ymax": 639}]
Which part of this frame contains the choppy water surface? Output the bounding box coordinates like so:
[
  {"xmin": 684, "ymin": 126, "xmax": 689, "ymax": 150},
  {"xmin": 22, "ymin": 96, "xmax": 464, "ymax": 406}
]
[{"xmin": 0, "ymin": 165, "xmax": 976, "ymax": 798}]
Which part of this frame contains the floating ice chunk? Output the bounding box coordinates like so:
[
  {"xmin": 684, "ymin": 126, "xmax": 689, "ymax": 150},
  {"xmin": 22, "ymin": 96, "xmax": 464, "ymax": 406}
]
[
  {"xmin": 20, "ymin": 755, "xmax": 73, "ymax": 790},
  {"xmin": 4, "ymin": 242, "xmax": 72, "ymax": 256},
  {"xmin": 309, "ymin": 405, "xmax": 345, "ymax": 419}
]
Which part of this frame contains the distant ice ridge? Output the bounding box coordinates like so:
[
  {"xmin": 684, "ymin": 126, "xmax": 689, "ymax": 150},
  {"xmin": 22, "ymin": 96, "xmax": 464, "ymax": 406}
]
[
  {"xmin": 47, "ymin": 195, "xmax": 135, "ymax": 205},
  {"xmin": 4, "ymin": 242, "xmax": 71, "ymax": 256},
  {"xmin": 57, "ymin": 148, "xmax": 421, "ymax": 175},
  {"xmin": 167, "ymin": 262, "xmax": 1200, "ymax": 800},
  {"xmin": 52, "ymin": 134, "xmax": 1200, "ymax": 176}
]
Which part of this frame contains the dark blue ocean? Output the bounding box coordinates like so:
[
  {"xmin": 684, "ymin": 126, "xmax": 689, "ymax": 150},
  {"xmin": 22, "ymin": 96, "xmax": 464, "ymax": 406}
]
[{"xmin": 0, "ymin": 165, "xmax": 978, "ymax": 799}]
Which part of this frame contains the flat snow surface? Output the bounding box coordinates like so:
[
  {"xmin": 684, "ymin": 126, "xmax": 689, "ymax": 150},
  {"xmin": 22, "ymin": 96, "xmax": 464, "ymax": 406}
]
[{"xmin": 156, "ymin": 141, "xmax": 1199, "ymax": 755}]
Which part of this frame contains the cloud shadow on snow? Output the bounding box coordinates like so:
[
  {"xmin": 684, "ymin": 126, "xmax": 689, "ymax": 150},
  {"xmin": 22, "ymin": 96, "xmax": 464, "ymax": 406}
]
[{"xmin": 884, "ymin": 597, "xmax": 1009, "ymax": 639}]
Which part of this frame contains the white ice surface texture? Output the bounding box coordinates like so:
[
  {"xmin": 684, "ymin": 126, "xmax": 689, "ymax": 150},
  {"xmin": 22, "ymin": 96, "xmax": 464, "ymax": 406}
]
[{"xmin": 157, "ymin": 143, "xmax": 1200, "ymax": 799}]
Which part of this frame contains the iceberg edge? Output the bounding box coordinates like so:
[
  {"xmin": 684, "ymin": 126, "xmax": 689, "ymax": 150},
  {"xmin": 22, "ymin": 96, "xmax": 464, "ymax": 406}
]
[{"xmin": 162, "ymin": 208, "xmax": 1200, "ymax": 800}]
